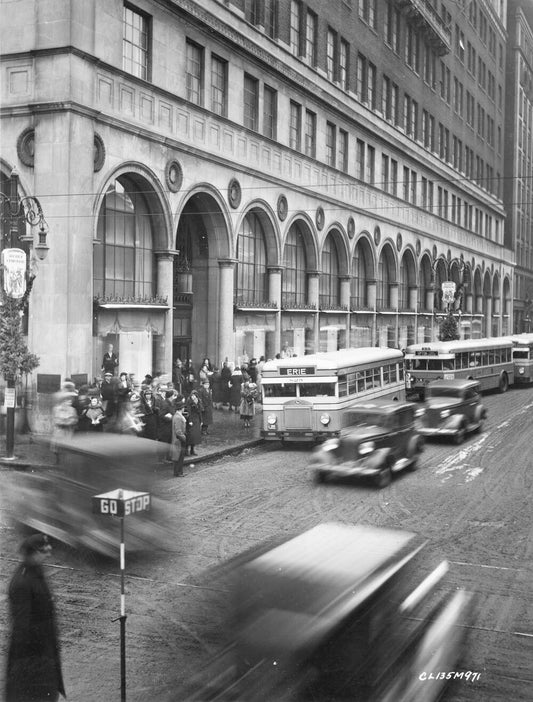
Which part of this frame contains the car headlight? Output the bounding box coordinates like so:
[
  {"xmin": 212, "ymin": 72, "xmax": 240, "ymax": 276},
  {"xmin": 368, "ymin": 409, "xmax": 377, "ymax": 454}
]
[
  {"xmin": 415, "ymin": 407, "xmax": 425, "ymax": 417},
  {"xmin": 440, "ymin": 409, "xmax": 451, "ymax": 419},
  {"xmin": 322, "ymin": 439, "xmax": 339, "ymax": 451},
  {"xmin": 359, "ymin": 441, "xmax": 375, "ymax": 456},
  {"xmin": 519, "ymin": 367, "xmax": 525, "ymax": 375},
  {"xmin": 267, "ymin": 414, "xmax": 277, "ymax": 426},
  {"xmin": 320, "ymin": 413, "xmax": 331, "ymax": 426}
]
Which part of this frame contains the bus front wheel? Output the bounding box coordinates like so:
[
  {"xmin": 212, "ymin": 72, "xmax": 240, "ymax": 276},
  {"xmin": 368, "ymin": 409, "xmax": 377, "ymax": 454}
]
[{"xmin": 498, "ymin": 373, "xmax": 509, "ymax": 393}]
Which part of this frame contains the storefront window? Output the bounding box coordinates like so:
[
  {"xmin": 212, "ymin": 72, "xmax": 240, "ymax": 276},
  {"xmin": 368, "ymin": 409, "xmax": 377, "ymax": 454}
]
[
  {"xmin": 94, "ymin": 177, "xmax": 154, "ymax": 298},
  {"xmin": 235, "ymin": 213, "xmax": 267, "ymax": 304},
  {"xmin": 282, "ymin": 224, "xmax": 307, "ymax": 307}
]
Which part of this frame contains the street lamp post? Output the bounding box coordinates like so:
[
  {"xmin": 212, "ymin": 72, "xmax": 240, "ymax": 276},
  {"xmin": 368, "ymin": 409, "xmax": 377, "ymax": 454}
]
[{"xmin": 0, "ymin": 167, "xmax": 49, "ymax": 459}]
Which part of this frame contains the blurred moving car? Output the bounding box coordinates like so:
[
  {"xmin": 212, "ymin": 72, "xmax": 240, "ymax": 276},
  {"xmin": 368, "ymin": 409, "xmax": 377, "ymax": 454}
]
[
  {"xmin": 186, "ymin": 523, "xmax": 474, "ymax": 702},
  {"xmin": 309, "ymin": 400, "xmax": 424, "ymax": 488},
  {"xmin": 8, "ymin": 434, "xmax": 173, "ymax": 557},
  {"xmin": 416, "ymin": 379, "xmax": 487, "ymax": 445}
]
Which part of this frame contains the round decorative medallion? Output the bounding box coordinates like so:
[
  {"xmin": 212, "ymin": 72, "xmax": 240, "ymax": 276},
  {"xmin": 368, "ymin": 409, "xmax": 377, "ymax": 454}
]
[
  {"xmin": 374, "ymin": 226, "xmax": 381, "ymax": 246},
  {"xmin": 165, "ymin": 159, "xmax": 183, "ymax": 193},
  {"xmin": 347, "ymin": 216, "xmax": 355, "ymax": 239},
  {"xmin": 228, "ymin": 178, "xmax": 242, "ymax": 209},
  {"xmin": 93, "ymin": 133, "xmax": 106, "ymax": 172},
  {"xmin": 316, "ymin": 206, "xmax": 325, "ymax": 231},
  {"xmin": 277, "ymin": 194, "xmax": 288, "ymax": 221},
  {"xmin": 396, "ymin": 232, "xmax": 403, "ymax": 252},
  {"xmin": 415, "ymin": 239, "xmax": 421, "ymax": 256},
  {"xmin": 17, "ymin": 127, "xmax": 35, "ymax": 168}
]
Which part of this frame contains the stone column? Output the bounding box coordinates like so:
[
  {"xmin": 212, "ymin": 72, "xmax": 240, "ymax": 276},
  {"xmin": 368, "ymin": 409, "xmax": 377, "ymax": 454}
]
[
  {"xmin": 366, "ymin": 280, "xmax": 377, "ymax": 345},
  {"xmin": 485, "ymin": 297, "xmax": 493, "ymax": 336},
  {"xmin": 307, "ymin": 271, "xmax": 320, "ymax": 353},
  {"xmin": 268, "ymin": 266, "xmax": 283, "ymax": 359},
  {"xmin": 155, "ymin": 251, "xmax": 177, "ymax": 375},
  {"xmin": 218, "ymin": 259, "xmax": 236, "ymax": 366}
]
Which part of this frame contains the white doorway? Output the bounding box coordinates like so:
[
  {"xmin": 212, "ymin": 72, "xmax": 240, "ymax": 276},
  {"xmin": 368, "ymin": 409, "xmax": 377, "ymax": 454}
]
[{"xmin": 118, "ymin": 331, "xmax": 152, "ymax": 387}]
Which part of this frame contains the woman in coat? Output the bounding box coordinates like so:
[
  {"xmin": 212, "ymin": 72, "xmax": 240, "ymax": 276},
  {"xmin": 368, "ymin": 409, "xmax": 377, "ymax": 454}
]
[
  {"xmin": 210, "ymin": 366, "xmax": 223, "ymax": 409},
  {"xmin": 239, "ymin": 381, "xmax": 258, "ymax": 429},
  {"xmin": 228, "ymin": 365, "xmax": 243, "ymax": 413},
  {"xmin": 184, "ymin": 390, "xmax": 203, "ymax": 455},
  {"xmin": 220, "ymin": 360, "xmax": 232, "ymax": 407},
  {"xmin": 140, "ymin": 388, "xmax": 158, "ymax": 440}
]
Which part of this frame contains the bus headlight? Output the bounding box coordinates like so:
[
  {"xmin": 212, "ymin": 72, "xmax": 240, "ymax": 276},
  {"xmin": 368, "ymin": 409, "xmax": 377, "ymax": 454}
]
[
  {"xmin": 267, "ymin": 414, "xmax": 277, "ymax": 426},
  {"xmin": 519, "ymin": 367, "xmax": 525, "ymax": 375},
  {"xmin": 320, "ymin": 413, "xmax": 331, "ymax": 426},
  {"xmin": 359, "ymin": 441, "xmax": 375, "ymax": 456},
  {"xmin": 440, "ymin": 409, "xmax": 451, "ymax": 419}
]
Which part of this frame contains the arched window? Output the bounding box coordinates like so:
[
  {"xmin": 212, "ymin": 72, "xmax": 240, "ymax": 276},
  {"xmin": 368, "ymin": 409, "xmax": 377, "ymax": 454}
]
[
  {"xmin": 351, "ymin": 242, "xmax": 370, "ymax": 308},
  {"xmin": 282, "ymin": 224, "xmax": 307, "ymax": 306},
  {"xmin": 235, "ymin": 213, "xmax": 267, "ymax": 304},
  {"xmin": 320, "ymin": 235, "xmax": 340, "ymax": 307},
  {"xmin": 94, "ymin": 177, "xmax": 154, "ymax": 298},
  {"xmin": 377, "ymin": 248, "xmax": 395, "ymax": 309}
]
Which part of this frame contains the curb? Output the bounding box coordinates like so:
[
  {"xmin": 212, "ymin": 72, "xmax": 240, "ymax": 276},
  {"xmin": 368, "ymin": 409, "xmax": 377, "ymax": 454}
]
[{"xmin": 183, "ymin": 438, "xmax": 264, "ymax": 466}]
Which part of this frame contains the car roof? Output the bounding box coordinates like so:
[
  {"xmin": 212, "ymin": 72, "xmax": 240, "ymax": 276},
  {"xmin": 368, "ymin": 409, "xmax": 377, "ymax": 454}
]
[
  {"xmin": 427, "ymin": 379, "xmax": 480, "ymax": 391},
  {"xmin": 53, "ymin": 433, "xmax": 161, "ymax": 460}
]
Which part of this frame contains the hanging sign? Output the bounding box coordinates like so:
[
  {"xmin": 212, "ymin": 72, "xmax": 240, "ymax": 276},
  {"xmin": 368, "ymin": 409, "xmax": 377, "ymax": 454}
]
[
  {"xmin": 441, "ymin": 281, "xmax": 456, "ymax": 304},
  {"xmin": 4, "ymin": 387, "xmax": 16, "ymax": 408},
  {"xmin": 1, "ymin": 248, "xmax": 27, "ymax": 299}
]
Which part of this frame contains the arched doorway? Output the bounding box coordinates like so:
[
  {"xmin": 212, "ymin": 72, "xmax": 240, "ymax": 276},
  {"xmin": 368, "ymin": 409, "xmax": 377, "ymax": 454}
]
[{"xmin": 173, "ymin": 192, "xmax": 231, "ymax": 369}]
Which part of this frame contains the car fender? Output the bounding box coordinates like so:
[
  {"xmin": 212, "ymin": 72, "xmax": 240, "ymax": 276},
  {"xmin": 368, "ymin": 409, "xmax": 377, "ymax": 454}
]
[
  {"xmin": 408, "ymin": 434, "xmax": 424, "ymax": 457},
  {"xmin": 442, "ymin": 414, "xmax": 465, "ymax": 431},
  {"xmin": 365, "ymin": 447, "xmax": 393, "ymax": 469}
]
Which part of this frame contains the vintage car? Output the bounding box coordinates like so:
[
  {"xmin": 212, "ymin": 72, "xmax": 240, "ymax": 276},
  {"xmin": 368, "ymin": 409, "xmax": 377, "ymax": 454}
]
[
  {"xmin": 7, "ymin": 434, "xmax": 175, "ymax": 557},
  {"xmin": 184, "ymin": 523, "xmax": 475, "ymax": 702},
  {"xmin": 416, "ymin": 379, "xmax": 487, "ymax": 444},
  {"xmin": 309, "ymin": 400, "xmax": 424, "ymax": 488}
]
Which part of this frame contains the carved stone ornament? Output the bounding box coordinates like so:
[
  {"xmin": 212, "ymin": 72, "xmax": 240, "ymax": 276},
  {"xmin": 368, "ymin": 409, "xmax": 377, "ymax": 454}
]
[
  {"xmin": 17, "ymin": 127, "xmax": 35, "ymax": 168},
  {"xmin": 228, "ymin": 178, "xmax": 242, "ymax": 208},
  {"xmin": 315, "ymin": 206, "xmax": 325, "ymax": 231},
  {"xmin": 415, "ymin": 239, "xmax": 421, "ymax": 255},
  {"xmin": 277, "ymin": 194, "xmax": 288, "ymax": 221},
  {"xmin": 93, "ymin": 133, "xmax": 106, "ymax": 172},
  {"xmin": 374, "ymin": 226, "xmax": 381, "ymax": 246},
  {"xmin": 165, "ymin": 159, "xmax": 183, "ymax": 193},
  {"xmin": 396, "ymin": 232, "xmax": 402, "ymax": 251},
  {"xmin": 432, "ymin": 244, "xmax": 438, "ymax": 260},
  {"xmin": 347, "ymin": 216, "xmax": 355, "ymax": 239}
]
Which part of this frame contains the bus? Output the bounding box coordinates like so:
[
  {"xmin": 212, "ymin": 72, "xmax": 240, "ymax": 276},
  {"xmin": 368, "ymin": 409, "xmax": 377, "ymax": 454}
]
[
  {"xmin": 509, "ymin": 333, "xmax": 533, "ymax": 385},
  {"xmin": 404, "ymin": 337, "xmax": 514, "ymax": 399},
  {"xmin": 261, "ymin": 347, "xmax": 406, "ymax": 442}
]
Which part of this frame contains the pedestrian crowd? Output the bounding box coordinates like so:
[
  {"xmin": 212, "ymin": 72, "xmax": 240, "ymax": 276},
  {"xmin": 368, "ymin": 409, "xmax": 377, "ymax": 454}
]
[{"xmin": 50, "ymin": 349, "xmax": 264, "ymax": 477}]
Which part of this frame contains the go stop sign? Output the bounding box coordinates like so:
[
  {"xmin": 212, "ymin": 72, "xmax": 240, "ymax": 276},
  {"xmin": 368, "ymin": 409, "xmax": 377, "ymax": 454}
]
[{"xmin": 92, "ymin": 489, "xmax": 150, "ymax": 517}]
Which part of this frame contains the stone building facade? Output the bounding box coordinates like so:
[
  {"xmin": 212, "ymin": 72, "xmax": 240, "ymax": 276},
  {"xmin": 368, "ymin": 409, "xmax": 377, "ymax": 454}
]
[{"xmin": 1, "ymin": 0, "xmax": 514, "ymax": 405}]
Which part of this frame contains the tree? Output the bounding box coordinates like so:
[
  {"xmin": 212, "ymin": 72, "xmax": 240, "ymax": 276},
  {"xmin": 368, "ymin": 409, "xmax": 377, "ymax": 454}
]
[
  {"xmin": 0, "ymin": 282, "xmax": 39, "ymax": 384},
  {"xmin": 438, "ymin": 311, "xmax": 460, "ymax": 342}
]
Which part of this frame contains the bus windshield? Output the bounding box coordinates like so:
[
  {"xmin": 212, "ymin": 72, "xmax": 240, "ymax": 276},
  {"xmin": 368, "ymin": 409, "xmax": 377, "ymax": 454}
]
[
  {"xmin": 299, "ymin": 383, "xmax": 336, "ymax": 397},
  {"xmin": 513, "ymin": 350, "xmax": 529, "ymax": 360},
  {"xmin": 407, "ymin": 358, "xmax": 454, "ymax": 371},
  {"xmin": 263, "ymin": 384, "xmax": 297, "ymax": 398}
]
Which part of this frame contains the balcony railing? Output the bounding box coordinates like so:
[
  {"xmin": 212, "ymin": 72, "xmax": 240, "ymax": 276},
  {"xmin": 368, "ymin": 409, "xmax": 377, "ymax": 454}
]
[
  {"xmin": 234, "ymin": 295, "xmax": 278, "ymax": 310},
  {"xmin": 394, "ymin": 0, "xmax": 451, "ymax": 55},
  {"xmin": 281, "ymin": 293, "xmax": 316, "ymax": 311}
]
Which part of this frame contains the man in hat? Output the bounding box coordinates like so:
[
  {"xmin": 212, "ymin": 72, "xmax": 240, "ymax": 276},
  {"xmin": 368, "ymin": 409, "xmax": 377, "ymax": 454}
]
[
  {"xmin": 170, "ymin": 395, "xmax": 187, "ymax": 476},
  {"xmin": 101, "ymin": 342, "xmax": 119, "ymax": 376},
  {"xmin": 6, "ymin": 534, "xmax": 66, "ymax": 702}
]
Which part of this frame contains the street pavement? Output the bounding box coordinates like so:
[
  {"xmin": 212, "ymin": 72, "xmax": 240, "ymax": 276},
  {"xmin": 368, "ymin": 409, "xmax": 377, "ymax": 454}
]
[{"xmin": 0, "ymin": 404, "xmax": 263, "ymax": 472}]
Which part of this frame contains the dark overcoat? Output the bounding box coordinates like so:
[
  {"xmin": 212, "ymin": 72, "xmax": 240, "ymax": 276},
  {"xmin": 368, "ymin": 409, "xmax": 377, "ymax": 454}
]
[
  {"xmin": 6, "ymin": 563, "xmax": 65, "ymax": 702},
  {"xmin": 229, "ymin": 371, "xmax": 243, "ymax": 408},
  {"xmin": 220, "ymin": 365, "xmax": 232, "ymax": 404},
  {"xmin": 185, "ymin": 398, "xmax": 203, "ymax": 446},
  {"xmin": 197, "ymin": 386, "xmax": 214, "ymax": 426}
]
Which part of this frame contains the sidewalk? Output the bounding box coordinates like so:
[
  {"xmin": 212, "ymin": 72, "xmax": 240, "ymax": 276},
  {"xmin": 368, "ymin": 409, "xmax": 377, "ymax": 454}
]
[{"xmin": 0, "ymin": 404, "xmax": 264, "ymax": 471}]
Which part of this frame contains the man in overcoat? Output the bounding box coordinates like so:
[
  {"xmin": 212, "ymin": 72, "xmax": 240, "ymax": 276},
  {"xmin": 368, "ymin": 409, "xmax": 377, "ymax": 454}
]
[
  {"xmin": 6, "ymin": 534, "xmax": 66, "ymax": 702},
  {"xmin": 170, "ymin": 396, "xmax": 187, "ymax": 476}
]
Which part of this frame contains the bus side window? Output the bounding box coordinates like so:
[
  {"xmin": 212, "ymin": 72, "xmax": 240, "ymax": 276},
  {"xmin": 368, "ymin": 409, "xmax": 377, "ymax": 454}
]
[
  {"xmin": 398, "ymin": 364, "xmax": 404, "ymax": 381},
  {"xmin": 357, "ymin": 373, "xmax": 365, "ymax": 393},
  {"xmin": 338, "ymin": 375, "xmax": 348, "ymax": 397},
  {"xmin": 383, "ymin": 367, "xmax": 390, "ymax": 384}
]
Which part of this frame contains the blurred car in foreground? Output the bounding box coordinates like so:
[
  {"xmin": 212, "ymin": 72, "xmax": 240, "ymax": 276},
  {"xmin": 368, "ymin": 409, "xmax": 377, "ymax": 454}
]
[
  {"xmin": 7, "ymin": 434, "xmax": 173, "ymax": 557},
  {"xmin": 185, "ymin": 523, "xmax": 474, "ymax": 702},
  {"xmin": 416, "ymin": 379, "xmax": 487, "ymax": 444},
  {"xmin": 309, "ymin": 401, "xmax": 424, "ymax": 488}
]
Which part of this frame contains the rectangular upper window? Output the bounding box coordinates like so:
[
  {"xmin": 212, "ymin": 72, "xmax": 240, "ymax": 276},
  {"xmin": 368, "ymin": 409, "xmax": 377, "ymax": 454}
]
[
  {"xmin": 304, "ymin": 109, "xmax": 316, "ymax": 158},
  {"xmin": 123, "ymin": 4, "xmax": 151, "ymax": 81},
  {"xmin": 263, "ymin": 85, "xmax": 277, "ymax": 140},
  {"xmin": 211, "ymin": 55, "xmax": 227, "ymax": 117},
  {"xmin": 290, "ymin": 0, "xmax": 301, "ymax": 56},
  {"xmin": 243, "ymin": 73, "xmax": 259, "ymax": 131},
  {"xmin": 289, "ymin": 101, "xmax": 301, "ymax": 150},
  {"xmin": 305, "ymin": 11, "xmax": 317, "ymax": 66},
  {"xmin": 186, "ymin": 40, "xmax": 203, "ymax": 105}
]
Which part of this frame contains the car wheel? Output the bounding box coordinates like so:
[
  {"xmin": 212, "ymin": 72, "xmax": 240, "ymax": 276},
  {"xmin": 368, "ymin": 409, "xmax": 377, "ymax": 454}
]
[
  {"xmin": 375, "ymin": 466, "xmax": 392, "ymax": 488},
  {"xmin": 406, "ymin": 456, "xmax": 418, "ymax": 472},
  {"xmin": 499, "ymin": 373, "xmax": 509, "ymax": 393},
  {"xmin": 315, "ymin": 470, "xmax": 326, "ymax": 484},
  {"xmin": 475, "ymin": 419, "xmax": 484, "ymax": 433},
  {"xmin": 454, "ymin": 426, "xmax": 466, "ymax": 445}
]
